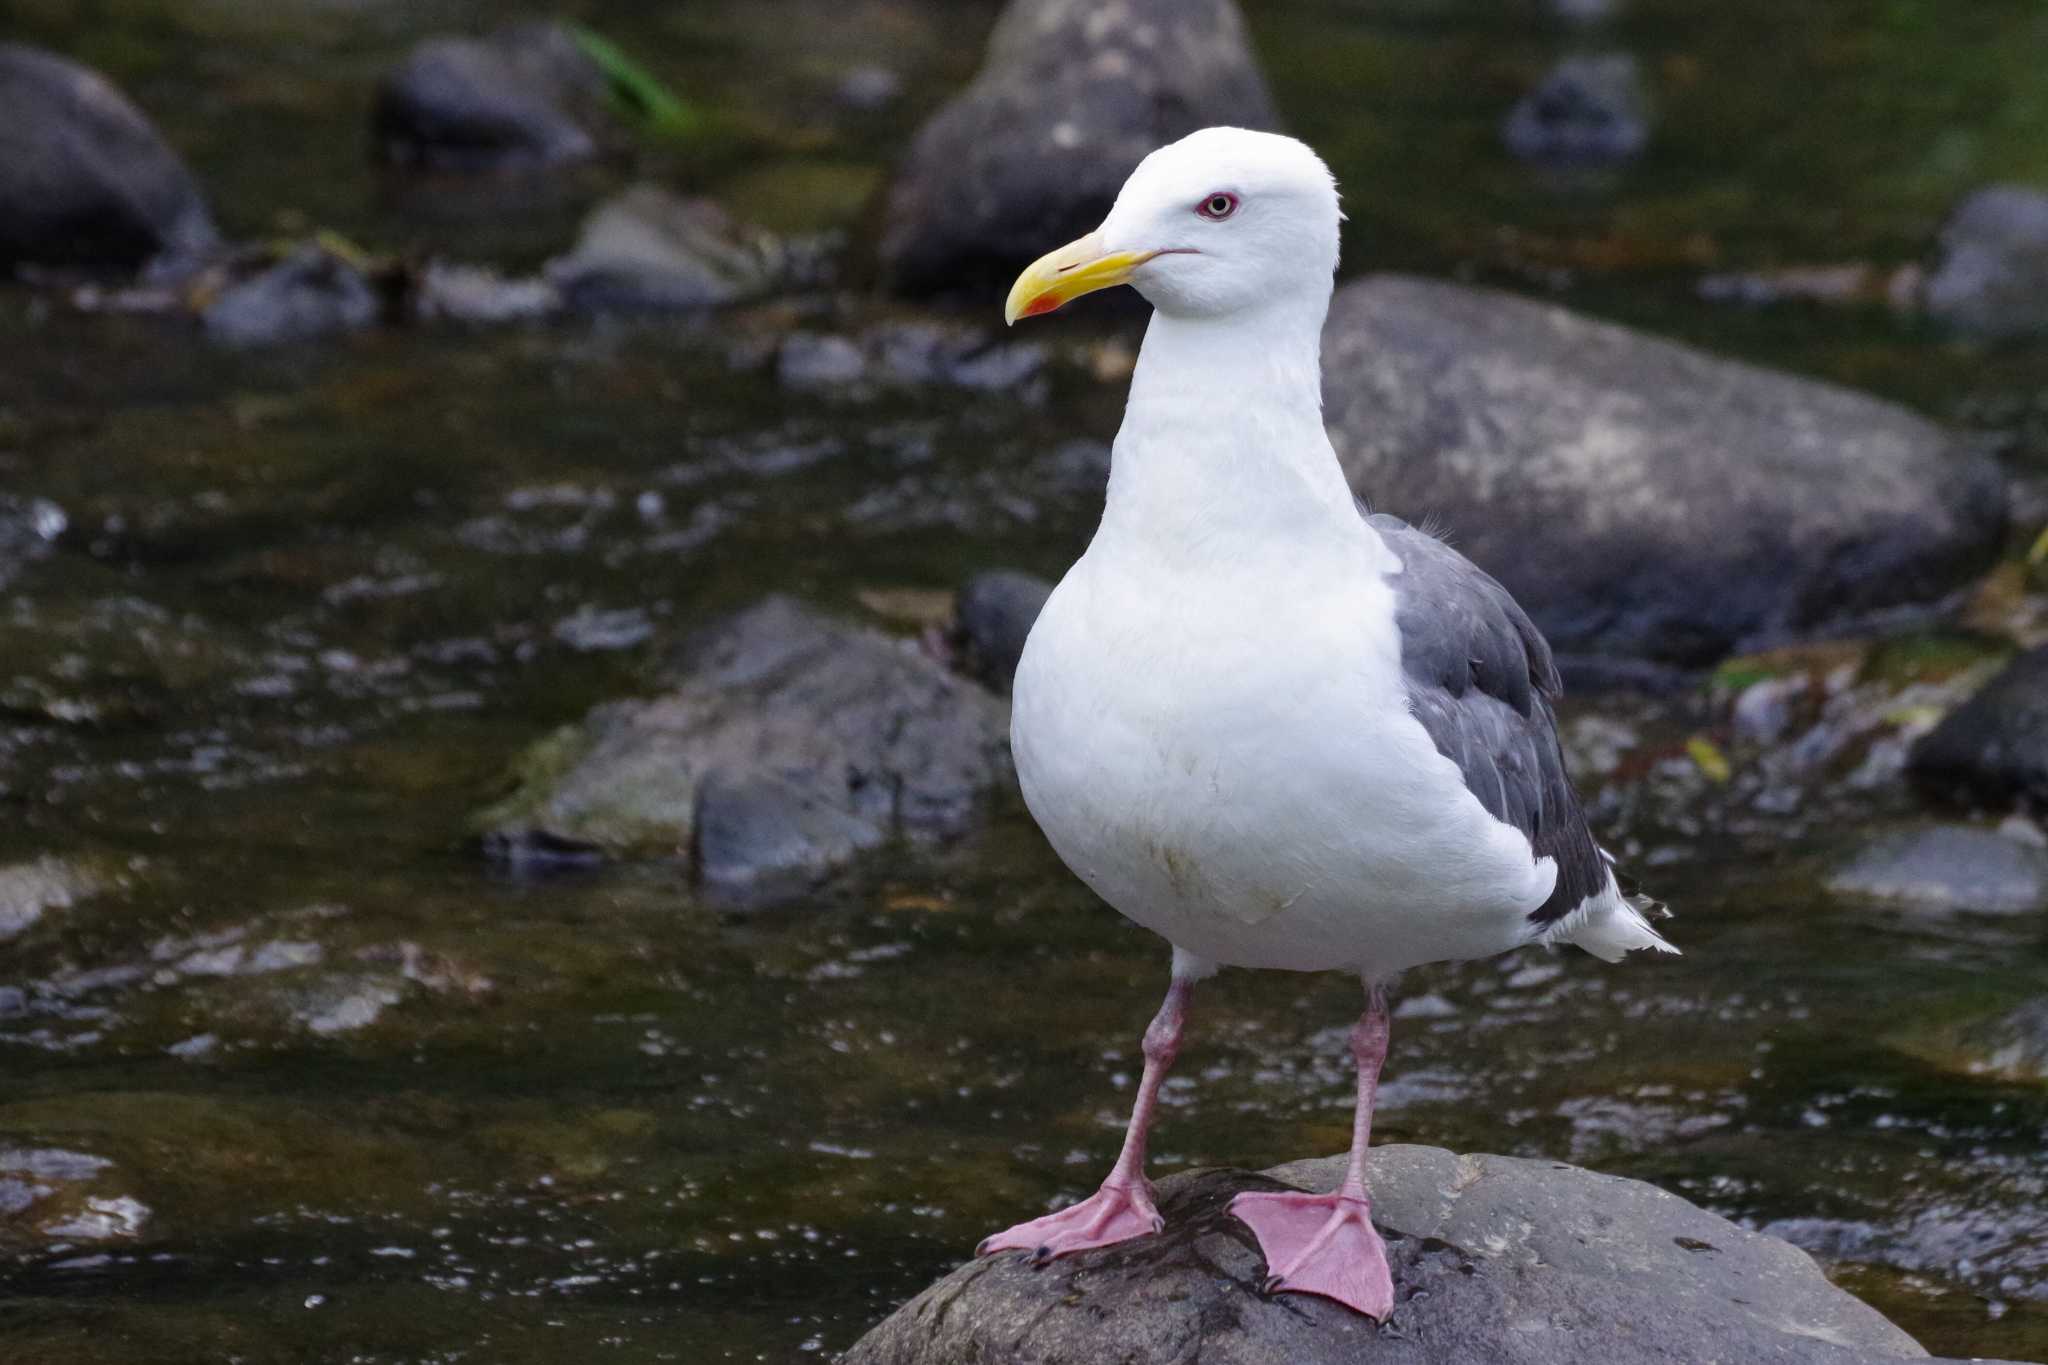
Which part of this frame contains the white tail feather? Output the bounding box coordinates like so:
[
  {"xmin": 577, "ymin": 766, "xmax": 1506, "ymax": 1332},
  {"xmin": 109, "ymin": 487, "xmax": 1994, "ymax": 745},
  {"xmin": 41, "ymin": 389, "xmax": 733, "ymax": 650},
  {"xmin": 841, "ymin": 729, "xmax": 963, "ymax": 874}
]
[{"xmin": 1544, "ymin": 878, "xmax": 1678, "ymax": 963}]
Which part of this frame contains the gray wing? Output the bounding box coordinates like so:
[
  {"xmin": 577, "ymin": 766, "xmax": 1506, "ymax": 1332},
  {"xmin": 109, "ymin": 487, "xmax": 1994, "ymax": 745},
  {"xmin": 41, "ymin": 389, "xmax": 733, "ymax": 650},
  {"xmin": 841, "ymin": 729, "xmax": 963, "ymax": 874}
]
[{"xmin": 1369, "ymin": 512, "xmax": 1606, "ymax": 926}]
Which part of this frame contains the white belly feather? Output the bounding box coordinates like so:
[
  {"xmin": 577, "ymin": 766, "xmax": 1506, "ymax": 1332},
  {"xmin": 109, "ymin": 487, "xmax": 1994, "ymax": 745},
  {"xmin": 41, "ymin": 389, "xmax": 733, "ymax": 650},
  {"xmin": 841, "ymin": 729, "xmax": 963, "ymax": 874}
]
[{"xmin": 1011, "ymin": 533, "xmax": 1556, "ymax": 979}]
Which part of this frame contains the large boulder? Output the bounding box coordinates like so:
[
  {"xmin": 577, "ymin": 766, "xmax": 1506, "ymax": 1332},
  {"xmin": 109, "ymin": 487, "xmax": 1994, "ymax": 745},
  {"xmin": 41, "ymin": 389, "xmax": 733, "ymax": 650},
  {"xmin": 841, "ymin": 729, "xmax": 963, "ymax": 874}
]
[
  {"xmin": 1323, "ymin": 275, "xmax": 2007, "ymax": 668},
  {"xmin": 1923, "ymin": 184, "xmax": 2048, "ymax": 339},
  {"xmin": 372, "ymin": 22, "xmax": 608, "ymax": 171},
  {"xmin": 847, "ymin": 1146, "xmax": 1964, "ymax": 1364},
  {"xmin": 0, "ymin": 44, "xmax": 218, "ymax": 271},
  {"xmin": 1909, "ymin": 644, "xmax": 2048, "ymax": 810},
  {"xmin": 878, "ymin": 0, "xmax": 1279, "ymax": 297},
  {"xmin": 477, "ymin": 597, "xmax": 1011, "ymax": 902}
]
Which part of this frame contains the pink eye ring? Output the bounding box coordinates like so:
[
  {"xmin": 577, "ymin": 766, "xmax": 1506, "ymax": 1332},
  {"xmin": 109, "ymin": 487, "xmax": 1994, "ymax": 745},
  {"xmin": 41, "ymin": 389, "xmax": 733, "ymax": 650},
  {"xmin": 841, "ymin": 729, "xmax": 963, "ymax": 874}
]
[{"xmin": 1196, "ymin": 191, "xmax": 1240, "ymax": 221}]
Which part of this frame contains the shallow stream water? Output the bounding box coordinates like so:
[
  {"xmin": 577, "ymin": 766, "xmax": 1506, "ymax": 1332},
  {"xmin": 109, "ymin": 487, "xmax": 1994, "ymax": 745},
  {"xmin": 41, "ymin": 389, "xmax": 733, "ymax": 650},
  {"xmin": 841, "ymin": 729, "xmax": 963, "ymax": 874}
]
[{"xmin": 2, "ymin": 1, "xmax": 2047, "ymax": 1361}]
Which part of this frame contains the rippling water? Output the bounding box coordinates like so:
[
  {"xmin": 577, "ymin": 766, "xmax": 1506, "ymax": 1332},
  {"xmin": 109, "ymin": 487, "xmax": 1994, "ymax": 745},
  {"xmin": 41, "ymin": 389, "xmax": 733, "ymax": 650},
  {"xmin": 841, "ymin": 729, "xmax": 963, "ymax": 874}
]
[{"xmin": 2, "ymin": 1, "xmax": 2046, "ymax": 1360}]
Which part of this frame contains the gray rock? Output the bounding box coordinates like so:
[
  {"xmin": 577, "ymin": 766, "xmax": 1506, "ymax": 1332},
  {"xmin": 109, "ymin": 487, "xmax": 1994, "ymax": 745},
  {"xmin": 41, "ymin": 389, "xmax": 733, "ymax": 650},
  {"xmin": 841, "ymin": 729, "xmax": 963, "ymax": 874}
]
[
  {"xmin": 1923, "ymin": 184, "xmax": 2048, "ymax": 339},
  {"xmin": 479, "ymin": 598, "xmax": 1011, "ymax": 897},
  {"xmin": 694, "ymin": 771, "xmax": 888, "ymax": 903},
  {"xmin": 776, "ymin": 323, "xmax": 1048, "ymax": 400},
  {"xmin": 1910, "ymin": 645, "xmax": 2048, "ymax": 811},
  {"xmin": 410, "ymin": 261, "xmax": 561, "ymax": 324},
  {"xmin": 1503, "ymin": 54, "xmax": 1649, "ymax": 166},
  {"xmin": 1825, "ymin": 823, "xmax": 2048, "ymax": 913},
  {"xmin": 372, "ymin": 22, "xmax": 606, "ymax": 171},
  {"xmin": 546, "ymin": 186, "xmax": 792, "ymax": 312},
  {"xmin": 0, "ymin": 495, "xmax": 66, "ymax": 591},
  {"xmin": 878, "ymin": 0, "xmax": 1279, "ymax": 296},
  {"xmin": 0, "ymin": 44, "xmax": 218, "ymax": 271},
  {"xmin": 953, "ymin": 570, "xmax": 1053, "ymax": 692},
  {"xmin": 1323, "ymin": 275, "xmax": 2007, "ymax": 667},
  {"xmin": 201, "ymin": 246, "xmax": 381, "ymax": 347},
  {"xmin": 777, "ymin": 332, "xmax": 870, "ymax": 391},
  {"xmin": 847, "ymin": 1146, "xmax": 1953, "ymax": 1365}
]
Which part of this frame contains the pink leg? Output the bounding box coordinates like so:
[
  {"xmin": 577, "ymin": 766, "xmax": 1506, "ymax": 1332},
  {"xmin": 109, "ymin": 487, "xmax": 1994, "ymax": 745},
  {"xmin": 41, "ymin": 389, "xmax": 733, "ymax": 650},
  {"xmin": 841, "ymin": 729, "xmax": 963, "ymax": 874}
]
[
  {"xmin": 1229, "ymin": 985, "xmax": 1396, "ymax": 1320},
  {"xmin": 978, "ymin": 973, "xmax": 1193, "ymax": 1262}
]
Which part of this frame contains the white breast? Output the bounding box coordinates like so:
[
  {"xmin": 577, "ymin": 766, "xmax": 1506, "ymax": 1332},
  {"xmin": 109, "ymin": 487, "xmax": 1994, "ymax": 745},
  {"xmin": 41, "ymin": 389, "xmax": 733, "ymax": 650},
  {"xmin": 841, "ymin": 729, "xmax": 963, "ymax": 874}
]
[{"xmin": 1012, "ymin": 528, "xmax": 1555, "ymax": 979}]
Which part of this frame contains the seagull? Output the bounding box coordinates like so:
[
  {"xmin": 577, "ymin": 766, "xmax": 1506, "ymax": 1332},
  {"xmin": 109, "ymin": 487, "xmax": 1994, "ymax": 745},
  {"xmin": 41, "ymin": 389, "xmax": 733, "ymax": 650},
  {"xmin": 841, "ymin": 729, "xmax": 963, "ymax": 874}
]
[{"xmin": 978, "ymin": 126, "xmax": 1676, "ymax": 1321}]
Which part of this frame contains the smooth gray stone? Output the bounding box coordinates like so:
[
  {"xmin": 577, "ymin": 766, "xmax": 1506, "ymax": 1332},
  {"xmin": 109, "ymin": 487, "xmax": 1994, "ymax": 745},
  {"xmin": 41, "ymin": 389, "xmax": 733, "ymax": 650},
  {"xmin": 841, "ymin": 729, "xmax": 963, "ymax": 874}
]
[
  {"xmin": 1322, "ymin": 274, "xmax": 2006, "ymax": 667},
  {"xmin": 878, "ymin": 0, "xmax": 1279, "ymax": 297},
  {"xmin": 847, "ymin": 1145, "xmax": 1965, "ymax": 1364}
]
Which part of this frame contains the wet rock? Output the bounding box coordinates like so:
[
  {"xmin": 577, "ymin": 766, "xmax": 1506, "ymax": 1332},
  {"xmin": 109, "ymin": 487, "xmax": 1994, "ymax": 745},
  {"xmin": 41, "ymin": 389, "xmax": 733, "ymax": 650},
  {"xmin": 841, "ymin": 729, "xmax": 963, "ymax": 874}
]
[
  {"xmin": 1923, "ymin": 184, "xmax": 2048, "ymax": 339},
  {"xmin": 0, "ymin": 1146, "xmax": 146, "ymax": 1254},
  {"xmin": 878, "ymin": 0, "xmax": 1279, "ymax": 296},
  {"xmin": 777, "ymin": 332, "xmax": 869, "ymax": 391},
  {"xmin": 872, "ymin": 321, "xmax": 1046, "ymax": 393},
  {"xmin": 775, "ymin": 322, "xmax": 1048, "ymax": 399},
  {"xmin": 1910, "ymin": 644, "xmax": 2048, "ymax": 811},
  {"xmin": 0, "ymin": 44, "xmax": 218, "ymax": 272},
  {"xmin": 479, "ymin": 597, "xmax": 1011, "ymax": 897},
  {"xmin": 1503, "ymin": 54, "xmax": 1649, "ymax": 166},
  {"xmin": 1322, "ymin": 275, "xmax": 2008, "ymax": 667},
  {"xmin": 694, "ymin": 771, "xmax": 888, "ymax": 902},
  {"xmin": 372, "ymin": 22, "xmax": 607, "ymax": 171},
  {"xmin": 846, "ymin": 1146, "xmax": 1940, "ymax": 1365},
  {"xmin": 201, "ymin": 245, "xmax": 381, "ymax": 347},
  {"xmin": 952, "ymin": 570, "xmax": 1053, "ymax": 692},
  {"xmin": 294, "ymin": 979, "xmax": 404, "ymax": 1036},
  {"xmin": 1824, "ymin": 823, "xmax": 2048, "ymax": 913},
  {"xmin": 410, "ymin": 260, "xmax": 561, "ymax": 324},
  {"xmin": 1895, "ymin": 997, "xmax": 2048, "ymax": 1085},
  {"xmin": 546, "ymin": 186, "xmax": 800, "ymax": 312},
  {"xmin": 0, "ymin": 858, "xmax": 101, "ymax": 943},
  {"xmin": 0, "ymin": 495, "xmax": 66, "ymax": 591}
]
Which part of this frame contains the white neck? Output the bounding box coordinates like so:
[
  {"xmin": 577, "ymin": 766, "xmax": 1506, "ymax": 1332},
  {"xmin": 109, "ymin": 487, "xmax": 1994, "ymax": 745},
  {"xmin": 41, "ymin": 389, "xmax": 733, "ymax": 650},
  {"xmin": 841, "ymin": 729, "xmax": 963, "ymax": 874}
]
[{"xmin": 1100, "ymin": 289, "xmax": 1360, "ymax": 555}]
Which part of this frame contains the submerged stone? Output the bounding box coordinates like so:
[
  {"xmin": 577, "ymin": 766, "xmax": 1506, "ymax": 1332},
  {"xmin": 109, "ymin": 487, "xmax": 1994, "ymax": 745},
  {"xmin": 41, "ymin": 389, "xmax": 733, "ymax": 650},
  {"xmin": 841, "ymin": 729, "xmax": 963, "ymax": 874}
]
[
  {"xmin": 1894, "ymin": 997, "xmax": 2048, "ymax": 1085},
  {"xmin": 846, "ymin": 1146, "xmax": 1941, "ymax": 1364},
  {"xmin": 1825, "ymin": 822, "xmax": 2048, "ymax": 913}
]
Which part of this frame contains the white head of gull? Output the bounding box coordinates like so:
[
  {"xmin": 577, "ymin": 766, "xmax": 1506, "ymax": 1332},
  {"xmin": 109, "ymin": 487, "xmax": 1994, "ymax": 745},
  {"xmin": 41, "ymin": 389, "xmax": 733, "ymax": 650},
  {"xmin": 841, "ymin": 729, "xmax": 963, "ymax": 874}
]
[{"xmin": 982, "ymin": 127, "xmax": 1677, "ymax": 1320}]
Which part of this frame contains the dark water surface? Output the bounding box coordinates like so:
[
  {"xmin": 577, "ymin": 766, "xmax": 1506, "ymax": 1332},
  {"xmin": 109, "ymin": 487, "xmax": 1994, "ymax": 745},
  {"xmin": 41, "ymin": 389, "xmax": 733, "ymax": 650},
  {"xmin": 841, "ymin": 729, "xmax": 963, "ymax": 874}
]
[{"xmin": 2, "ymin": 1, "xmax": 2047, "ymax": 1361}]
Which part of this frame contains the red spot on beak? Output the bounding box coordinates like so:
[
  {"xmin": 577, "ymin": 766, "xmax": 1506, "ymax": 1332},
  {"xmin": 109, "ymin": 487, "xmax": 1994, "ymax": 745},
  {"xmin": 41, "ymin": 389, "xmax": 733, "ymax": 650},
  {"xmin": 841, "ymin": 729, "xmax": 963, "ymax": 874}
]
[{"xmin": 1022, "ymin": 294, "xmax": 1062, "ymax": 318}]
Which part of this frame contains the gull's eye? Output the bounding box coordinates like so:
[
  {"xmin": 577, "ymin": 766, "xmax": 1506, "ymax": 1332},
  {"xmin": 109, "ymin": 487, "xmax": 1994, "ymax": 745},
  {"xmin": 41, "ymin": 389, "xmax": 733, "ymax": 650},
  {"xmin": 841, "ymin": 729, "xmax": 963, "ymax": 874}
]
[{"xmin": 1196, "ymin": 191, "xmax": 1240, "ymax": 221}]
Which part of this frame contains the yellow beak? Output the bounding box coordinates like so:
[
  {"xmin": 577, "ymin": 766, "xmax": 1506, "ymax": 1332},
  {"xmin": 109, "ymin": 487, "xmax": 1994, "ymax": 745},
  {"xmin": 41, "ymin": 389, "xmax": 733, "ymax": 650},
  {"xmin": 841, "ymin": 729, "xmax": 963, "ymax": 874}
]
[{"xmin": 1003, "ymin": 231, "xmax": 1162, "ymax": 325}]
